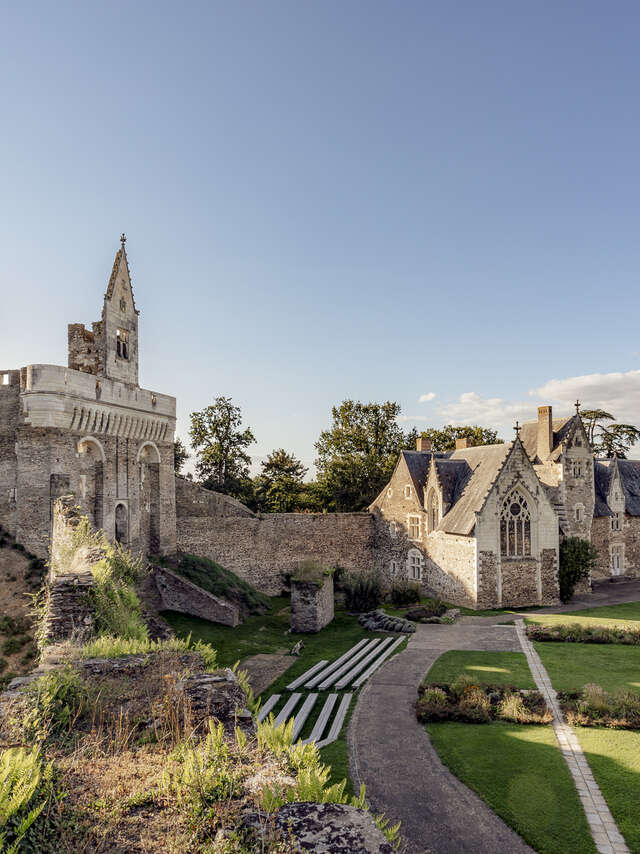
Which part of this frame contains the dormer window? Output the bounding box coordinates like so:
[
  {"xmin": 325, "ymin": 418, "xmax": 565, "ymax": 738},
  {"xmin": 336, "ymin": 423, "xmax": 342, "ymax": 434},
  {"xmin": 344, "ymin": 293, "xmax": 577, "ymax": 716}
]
[
  {"xmin": 116, "ymin": 329, "xmax": 129, "ymax": 360},
  {"xmin": 611, "ymin": 513, "xmax": 622, "ymax": 532},
  {"xmin": 572, "ymin": 461, "xmax": 582, "ymax": 478}
]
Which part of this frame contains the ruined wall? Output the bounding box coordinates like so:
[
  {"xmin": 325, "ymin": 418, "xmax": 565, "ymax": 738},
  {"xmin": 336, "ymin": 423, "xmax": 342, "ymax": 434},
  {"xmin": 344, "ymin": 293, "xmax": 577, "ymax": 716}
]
[
  {"xmin": 68, "ymin": 324, "xmax": 99, "ymax": 374},
  {"xmin": 290, "ymin": 574, "xmax": 334, "ymax": 633},
  {"xmin": 152, "ymin": 565, "xmax": 240, "ymax": 627},
  {"xmin": 176, "ymin": 511, "xmax": 377, "ymax": 596},
  {"xmin": 0, "ymin": 371, "xmax": 20, "ymax": 535},
  {"xmin": 175, "ymin": 476, "xmax": 255, "ymax": 519}
]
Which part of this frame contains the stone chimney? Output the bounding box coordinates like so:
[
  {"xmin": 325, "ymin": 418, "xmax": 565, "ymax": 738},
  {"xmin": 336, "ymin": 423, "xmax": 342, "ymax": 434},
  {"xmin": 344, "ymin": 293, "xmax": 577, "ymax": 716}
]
[
  {"xmin": 455, "ymin": 437, "xmax": 470, "ymax": 450},
  {"xmin": 416, "ymin": 437, "xmax": 431, "ymax": 452},
  {"xmin": 537, "ymin": 406, "xmax": 553, "ymax": 460}
]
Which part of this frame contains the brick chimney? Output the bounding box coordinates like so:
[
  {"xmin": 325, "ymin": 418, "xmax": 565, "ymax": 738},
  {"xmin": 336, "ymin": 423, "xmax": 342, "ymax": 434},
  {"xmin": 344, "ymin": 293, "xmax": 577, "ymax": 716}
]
[
  {"xmin": 416, "ymin": 437, "xmax": 431, "ymax": 452},
  {"xmin": 455, "ymin": 437, "xmax": 470, "ymax": 450},
  {"xmin": 537, "ymin": 406, "xmax": 553, "ymax": 460}
]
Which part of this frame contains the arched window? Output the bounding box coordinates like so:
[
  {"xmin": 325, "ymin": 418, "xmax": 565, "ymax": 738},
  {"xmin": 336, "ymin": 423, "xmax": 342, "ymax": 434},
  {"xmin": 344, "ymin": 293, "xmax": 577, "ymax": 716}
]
[
  {"xmin": 500, "ymin": 490, "xmax": 531, "ymax": 557},
  {"xmin": 427, "ymin": 488, "xmax": 439, "ymax": 533},
  {"xmin": 575, "ymin": 504, "xmax": 584, "ymax": 523},
  {"xmin": 404, "ymin": 485, "xmax": 412, "ymax": 498},
  {"xmin": 115, "ymin": 503, "xmax": 128, "ymax": 544},
  {"xmin": 407, "ymin": 548, "xmax": 423, "ymax": 580}
]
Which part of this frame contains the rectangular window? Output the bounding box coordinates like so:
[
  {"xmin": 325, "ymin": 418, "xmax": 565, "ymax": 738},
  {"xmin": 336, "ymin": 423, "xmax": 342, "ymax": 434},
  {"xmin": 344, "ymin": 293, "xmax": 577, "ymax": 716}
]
[
  {"xmin": 408, "ymin": 515, "xmax": 421, "ymax": 541},
  {"xmin": 573, "ymin": 461, "xmax": 582, "ymax": 478},
  {"xmin": 611, "ymin": 545, "xmax": 623, "ymax": 574},
  {"xmin": 116, "ymin": 329, "xmax": 129, "ymax": 360},
  {"xmin": 611, "ymin": 513, "xmax": 622, "ymax": 532},
  {"xmin": 1, "ymin": 374, "xmax": 9, "ymax": 386},
  {"xmin": 409, "ymin": 554, "xmax": 422, "ymax": 579}
]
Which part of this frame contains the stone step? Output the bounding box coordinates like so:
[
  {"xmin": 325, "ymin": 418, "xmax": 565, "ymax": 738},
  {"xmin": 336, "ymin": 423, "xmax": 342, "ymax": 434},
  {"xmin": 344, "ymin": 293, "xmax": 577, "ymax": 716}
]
[
  {"xmin": 286, "ymin": 659, "xmax": 329, "ymax": 691},
  {"xmin": 304, "ymin": 639, "xmax": 369, "ymax": 689},
  {"xmin": 274, "ymin": 693, "xmax": 302, "ymax": 727},
  {"xmin": 315, "ymin": 693, "xmax": 353, "ymax": 749},
  {"xmin": 317, "ymin": 639, "xmax": 381, "ymax": 690},
  {"xmin": 334, "ymin": 637, "xmax": 395, "ymax": 690},
  {"xmin": 257, "ymin": 694, "xmax": 281, "ymax": 722},
  {"xmin": 302, "ymin": 693, "xmax": 338, "ymax": 745},
  {"xmin": 292, "ymin": 693, "xmax": 318, "ymax": 741},
  {"xmin": 351, "ymin": 636, "xmax": 404, "ymax": 688}
]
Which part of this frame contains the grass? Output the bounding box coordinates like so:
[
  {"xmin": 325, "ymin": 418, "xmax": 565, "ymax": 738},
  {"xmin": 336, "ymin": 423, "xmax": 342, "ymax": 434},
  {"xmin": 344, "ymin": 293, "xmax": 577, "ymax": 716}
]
[
  {"xmin": 577, "ymin": 728, "xmax": 640, "ymax": 853},
  {"xmin": 425, "ymin": 651, "xmax": 535, "ymax": 689},
  {"xmin": 535, "ymin": 642, "xmax": 640, "ymax": 694},
  {"xmin": 155, "ymin": 552, "xmax": 271, "ymax": 616},
  {"xmin": 426, "ymin": 721, "xmax": 597, "ymax": 854},
  {"xmin": 527, "ymin": 601, "xmax": 640, "ymax": 630}
]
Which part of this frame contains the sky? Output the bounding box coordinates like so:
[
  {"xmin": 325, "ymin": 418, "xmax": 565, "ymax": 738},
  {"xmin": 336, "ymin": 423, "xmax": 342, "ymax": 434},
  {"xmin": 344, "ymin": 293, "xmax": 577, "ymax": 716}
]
[{"xmin": 2, "ymin": 1, "xmax": 640, "ymax": 473}]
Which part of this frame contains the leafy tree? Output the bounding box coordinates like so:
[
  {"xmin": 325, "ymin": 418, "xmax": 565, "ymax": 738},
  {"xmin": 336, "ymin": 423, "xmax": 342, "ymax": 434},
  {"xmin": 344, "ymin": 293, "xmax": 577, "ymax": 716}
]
[
  {"xmin": 419, "ymin": 424, "xmax": 503, "ymax": 451},
  {"xmin": 189, "ymin": 398, "xmax": 255, "ymax": 498},
  {"xmin": 579, "ymin": 409, "xmax": 640, "ymax": 458},
  {"xmin": 255, "ymin": 449, "xmax": 308, "ymax": 513},
  {"xmin": 314, "ymin": 400, "xmax": 410, "ymax": 511},
  {"xmin": 173, "ymin": 437, "xmax": 190, "ymax": 475},
  {"xmin": 558, "ymin": 537, "xmax": 597, "ymax": 602}
]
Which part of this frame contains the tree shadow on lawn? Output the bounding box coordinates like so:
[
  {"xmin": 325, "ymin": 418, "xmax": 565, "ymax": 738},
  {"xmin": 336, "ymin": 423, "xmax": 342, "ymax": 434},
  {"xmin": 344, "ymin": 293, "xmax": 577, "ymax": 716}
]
[{"xmin": 426, "ymin": 721, "xmax": 598, "ymax": 854}]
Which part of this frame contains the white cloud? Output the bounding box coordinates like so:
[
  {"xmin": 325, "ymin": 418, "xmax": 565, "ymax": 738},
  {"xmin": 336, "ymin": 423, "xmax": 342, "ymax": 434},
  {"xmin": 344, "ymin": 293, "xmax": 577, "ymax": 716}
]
[
  {"xmin": 437, "ymin": 392, "xmax": 537, "ymax": 430},
  {"xmin": 530, "ymin": 369, "xmax": 640, "ymax": 425},
  {"xmin": 418, "ymin": 392, "xmax": 436, "ymax": 403}
]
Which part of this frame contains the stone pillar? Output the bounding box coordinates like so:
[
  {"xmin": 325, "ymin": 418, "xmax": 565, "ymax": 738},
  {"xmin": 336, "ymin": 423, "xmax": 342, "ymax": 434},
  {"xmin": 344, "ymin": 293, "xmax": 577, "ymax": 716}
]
[{"xmin": 290, "ymin": 573, "xmax": 334, "ymax": 633}]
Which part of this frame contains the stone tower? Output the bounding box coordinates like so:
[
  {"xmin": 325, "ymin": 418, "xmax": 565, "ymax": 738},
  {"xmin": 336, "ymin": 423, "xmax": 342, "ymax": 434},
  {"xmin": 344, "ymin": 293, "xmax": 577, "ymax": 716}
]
[{"xmin": 0, "ymin": 238, "xmax": 176, "ymax": 558}]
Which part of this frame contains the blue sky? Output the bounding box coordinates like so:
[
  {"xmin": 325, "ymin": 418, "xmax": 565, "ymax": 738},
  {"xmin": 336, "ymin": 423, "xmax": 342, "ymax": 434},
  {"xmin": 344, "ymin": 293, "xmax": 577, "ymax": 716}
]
[{"xmin": 2, "ymin": 1, "xmax": 640, "ymax": 472}]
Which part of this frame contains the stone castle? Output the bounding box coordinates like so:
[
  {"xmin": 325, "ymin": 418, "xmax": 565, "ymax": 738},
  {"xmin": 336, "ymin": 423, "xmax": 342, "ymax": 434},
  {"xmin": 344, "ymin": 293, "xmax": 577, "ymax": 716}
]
[
  {"xmin": 2, "ymin": 240, "xmax": 640, "ymax": 609},
  {"xmin": 0, "ymin": 237, "xmax": 176, "ymax": 559}
]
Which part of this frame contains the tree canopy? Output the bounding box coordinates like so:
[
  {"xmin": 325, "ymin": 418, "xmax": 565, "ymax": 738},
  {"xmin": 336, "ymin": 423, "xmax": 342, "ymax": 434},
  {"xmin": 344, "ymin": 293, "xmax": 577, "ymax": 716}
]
[
  {"xmin": 419, "ymin": 424, "xmax": 502, "ymax": 452},
  {"xmin": 189, "ymin": 397, "xmax": 255, "ymax": 498},
  {"xmin": 173, "ymin": 437, "xmax": 190, "ymax": 475},
  {"xmin": 255, "ymin": 449, "xmax": 308, "ymax": 513},
  {"xmin": 579, "ymin": 409, "xmax": 640, "ymax": 459}
]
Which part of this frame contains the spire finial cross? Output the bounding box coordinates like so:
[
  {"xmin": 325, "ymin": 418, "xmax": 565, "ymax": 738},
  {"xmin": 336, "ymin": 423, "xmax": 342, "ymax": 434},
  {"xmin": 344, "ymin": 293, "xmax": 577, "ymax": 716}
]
[
  {"xmin": 514, "ymin": 421, "xmax": 521, "ymax": 436},
  {"xmin": 575, "ymin": 399, "xmax": 581, "ymax": 414},
  {"xmin": 120, "ymin": 232, "xmax": 127, "ymax": 248}
]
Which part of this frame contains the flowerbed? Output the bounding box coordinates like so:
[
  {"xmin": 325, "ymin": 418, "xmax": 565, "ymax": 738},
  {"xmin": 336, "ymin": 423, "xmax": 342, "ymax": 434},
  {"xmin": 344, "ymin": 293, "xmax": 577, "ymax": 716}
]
[
  {"xmin": 527, "ymin": 623, "xmax": 640, "ymax": 645},
  {"xmin": 417, "ymin": 675, "xmax": 551, "ymax": 725},
  {"xmin": 559, "ymin": 683, "xmax": 640, "ymax": 730}
]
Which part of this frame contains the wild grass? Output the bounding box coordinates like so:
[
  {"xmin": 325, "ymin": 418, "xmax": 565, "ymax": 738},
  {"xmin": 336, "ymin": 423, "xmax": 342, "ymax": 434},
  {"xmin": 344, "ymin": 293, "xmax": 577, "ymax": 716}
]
[{"xmin": 79, "ymin": 634, "xmax": 219, "ymax": 671}]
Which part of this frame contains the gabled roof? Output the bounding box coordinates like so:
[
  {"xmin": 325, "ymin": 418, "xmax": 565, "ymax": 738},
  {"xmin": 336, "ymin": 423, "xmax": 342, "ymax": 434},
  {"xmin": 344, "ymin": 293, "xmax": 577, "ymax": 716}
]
[
  {"xmin": 594, "ymin": 459, "xmax": 640, "ymax": 517},
  {"xmin": 401, "ymin": 451, "xmax": 433, "ymax": 503},
  {"xmin": 434, "ymin": 458, "xmax": 471, "ymax": 508},
  {"xmin": 518, "ymin": 415, "xmax": 579, "ymax": 461},
  {"xmin": 438, "ymin": 443, "xmax": 512, "ymax": 536}
]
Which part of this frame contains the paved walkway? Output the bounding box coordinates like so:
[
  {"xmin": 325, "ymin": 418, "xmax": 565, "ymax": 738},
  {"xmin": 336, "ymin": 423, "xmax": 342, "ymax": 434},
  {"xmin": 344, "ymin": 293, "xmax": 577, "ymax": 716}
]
[
  {"xmin": 348, "ymin": 622, "xmax": 534, "ymax": 854},
  {"xmin": 516, "ymin": 619, "xmax": 629, "ymax": 854}
]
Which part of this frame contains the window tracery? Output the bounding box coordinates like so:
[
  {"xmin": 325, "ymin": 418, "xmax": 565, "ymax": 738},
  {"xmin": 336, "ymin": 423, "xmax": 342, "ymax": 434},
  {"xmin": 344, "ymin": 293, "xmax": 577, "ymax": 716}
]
[{"xmin": 500, "ymin": 490, "xmax": 532, "ymax": 557}]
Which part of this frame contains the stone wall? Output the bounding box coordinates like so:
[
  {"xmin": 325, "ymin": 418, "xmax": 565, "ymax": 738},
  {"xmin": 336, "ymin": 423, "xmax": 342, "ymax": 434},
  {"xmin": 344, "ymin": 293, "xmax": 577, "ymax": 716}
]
[
  {"xmin": 423, "ymin": 531, "xmax": 477, "ymax": 605},
  {"xmin": 500, "ymin": 558, "xmax": 539, "ymax": 607},
  {"xmin": 176, "ymin": 507, "xmax": 377, "ymax": 596},
  {"xmin": 152, "ymin": 565, "xmax": 240, "ymax": 627},
  {"xmin": 477, "ymin": 551, "xmax": 498, "ymax": 608},
  {"xmin": 290, "ymin": 574, "xmax": 334, "ymax": 633},
  {"xmin": 176, "ymin": 476, "xmax": 255, "ymax": 519},
  {"xmin": 0, "ymin": 371, "xmax": 20, "ymax": 536},
  {"xmin": 592, "ymin": 515, "xmax": 640, "ymax": 580}
]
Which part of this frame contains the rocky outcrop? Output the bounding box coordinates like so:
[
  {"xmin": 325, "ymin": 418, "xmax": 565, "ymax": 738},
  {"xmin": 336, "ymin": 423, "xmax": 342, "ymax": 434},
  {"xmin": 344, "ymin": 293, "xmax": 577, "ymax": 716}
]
[{"xmin": 272, "ymin": 802, "xmax": 394, "ymax": 853}]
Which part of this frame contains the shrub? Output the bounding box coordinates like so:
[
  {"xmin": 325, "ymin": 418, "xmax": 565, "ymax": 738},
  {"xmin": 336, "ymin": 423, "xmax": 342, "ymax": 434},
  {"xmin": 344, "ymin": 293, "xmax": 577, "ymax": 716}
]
[
  {"xmin": 19, "ymin": 667, "xmax": 87, "ymax": 744},
  {"xmin": 558, "ymin": 537, "xmax": 597, "ymax": 602},
  {"xmin": 459, "ymin": 687, "xmax": 491, "ymax": 722},
  {"xmin": 498, "ymin": 692, "xmax": 528, "ymax": 723},
  {"xmin": 526, "ymin": 623, "xmax": 640, "ymax": 645},
  {"xmin": 450, "ymin": 673, "xmax": 478, "ymax": 699},
  {"xmin": 389, "ymin": 581, "xmax": 421, "ymax": 608},
  {"xmin": 0, "ymin": 746, "xmax": 52, "ymax": 853},
  {"xmin": 343, "ymin": 573, "xmax": 384, "ymax": 613}
]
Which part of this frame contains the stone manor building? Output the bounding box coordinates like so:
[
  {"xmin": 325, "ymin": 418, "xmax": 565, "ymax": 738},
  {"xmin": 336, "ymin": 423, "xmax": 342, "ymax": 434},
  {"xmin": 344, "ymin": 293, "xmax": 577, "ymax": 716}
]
[
  {"xmin": 370, "ymin": 406, "xmax": 640, "ymax": 608},
  {"xmin": 0, "ymin": 237, "xmax": 177, "ymax": 558}
]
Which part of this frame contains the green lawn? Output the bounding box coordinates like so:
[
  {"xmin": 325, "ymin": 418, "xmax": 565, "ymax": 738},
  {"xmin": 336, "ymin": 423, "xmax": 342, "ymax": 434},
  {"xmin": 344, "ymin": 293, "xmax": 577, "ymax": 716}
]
[
  {"xmin": 425, "ymin": 650, "xmax": 535, "ymax": 689},
  {"xmin": 535, "ymin": 643, "xmax": 640, "ymax": 694},
  {"xmin": 427, "ymin": 721, "xmax": 597, "ymax": 854},
  {"xmin": 527, "ymin": 601, "xmax": 640, "ymax": 630},
  {"xmin": 577, "ymin": 728, "xmax": 640, "ymax": 854}
]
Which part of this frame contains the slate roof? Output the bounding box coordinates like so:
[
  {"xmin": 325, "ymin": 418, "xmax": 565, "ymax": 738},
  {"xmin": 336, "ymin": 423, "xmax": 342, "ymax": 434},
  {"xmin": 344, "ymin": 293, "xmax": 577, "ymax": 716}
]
[
  {"xmin": 594, "ymin": 461, "xmax": 614, "ymax": 517},
  {"xmin": 434, "ymin": 459, "xmax": 471, "ymax": 508},
  {"xmin": 401, "ymin": 451, "xmax": 433, "ymax": 503},
  {"xmin": 518, "ymin": 416, "xmax": 577, "ymax": 461},
  {"xmin": 438, "ymin": 443, "xmax": 512, "ymax": 536},
  {"xmin": 593, "ymin": 459, "xmax": 640, "ymax": 517}
]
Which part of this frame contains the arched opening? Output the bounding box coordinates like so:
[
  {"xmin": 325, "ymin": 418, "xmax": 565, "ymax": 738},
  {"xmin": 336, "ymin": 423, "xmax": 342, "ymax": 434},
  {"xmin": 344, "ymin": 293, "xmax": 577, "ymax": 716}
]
[
  {"xmin": 77, "ymin": 437, "xmax": 105, "ymax": 530},
  {"xmin": 115, "ymin": 503, "xmax": 128, "ymax": 544},
  {"xmin": 500, "ymin": 489, "xmax": 532, "ymax": 557},
  {"xmin": 137, "ymin": 442, "xmax": 160, "ymax": 554}
]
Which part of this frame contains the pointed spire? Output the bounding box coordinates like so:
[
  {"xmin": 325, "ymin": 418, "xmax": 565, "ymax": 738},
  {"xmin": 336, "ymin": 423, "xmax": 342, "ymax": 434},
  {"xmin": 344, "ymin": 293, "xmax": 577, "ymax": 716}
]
[
  {"xmin": 120, "ymin": 232, "xmax": 127, "ymax": 249},
  {"xmin": 514, "ymin": 421, "xmax": 521, "ymax": 437},
  {"xmin": 575, "ymin": 399, "xmax": 581, "ymax": 415}
]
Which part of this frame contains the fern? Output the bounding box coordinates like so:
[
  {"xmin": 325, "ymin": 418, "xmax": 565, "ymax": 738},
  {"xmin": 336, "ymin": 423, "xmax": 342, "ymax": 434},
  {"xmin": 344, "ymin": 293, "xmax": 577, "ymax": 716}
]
[{"xmin": 0, "ymin": 747, "xmax": 51, "ymax": 853}]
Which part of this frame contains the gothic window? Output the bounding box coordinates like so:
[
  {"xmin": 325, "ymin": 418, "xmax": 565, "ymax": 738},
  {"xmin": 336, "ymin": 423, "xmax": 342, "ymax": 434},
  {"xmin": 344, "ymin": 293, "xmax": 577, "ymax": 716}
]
[
  {"xmin": 427, "ymin": 489, "xmax": 439, "ymax": 533},
  {"xmin": 407, "ymin": 514, "xmax": 421, "ymax": 541},
  {"xmin": 407, "ymin": 548, "xmax": 423, "ymax": 580},
  {"xmin": 500, "ymin": 490, "xmax": 532, "ymax": 557},
  {"xmin": 116, "ymin": 329, "xmax": 129, "ymax": 360},
  {"xmin": 611, "ymin": 513, "xmax": 622, "ymax": 532},
  {"xmin": 572, "ymin": 460, "xmax": 582, "ymax": 478}
]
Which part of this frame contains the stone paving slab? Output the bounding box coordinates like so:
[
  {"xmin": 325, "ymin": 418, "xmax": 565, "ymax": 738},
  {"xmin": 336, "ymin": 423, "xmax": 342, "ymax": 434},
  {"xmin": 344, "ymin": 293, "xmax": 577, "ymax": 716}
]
[
  {"xmin": 515, "ymin": 619, "xmax": 630, "ymax": 854},
  {"xmin": 348, "ymin": 623, "xmax": 534, "ymax": 854}
]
